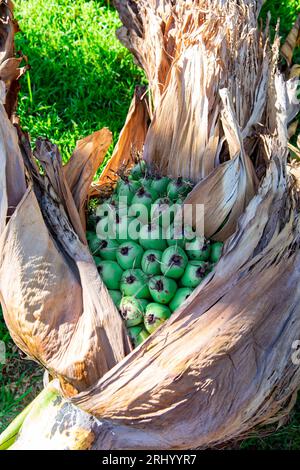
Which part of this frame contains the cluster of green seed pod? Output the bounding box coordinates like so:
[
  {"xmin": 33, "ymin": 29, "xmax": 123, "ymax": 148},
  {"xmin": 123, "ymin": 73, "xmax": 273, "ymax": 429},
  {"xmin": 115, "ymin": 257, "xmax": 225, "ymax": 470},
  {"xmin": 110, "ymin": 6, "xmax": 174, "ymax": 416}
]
[{"xmin": 87, "ymin": 160, "xmax": 223, "ymax": 348}]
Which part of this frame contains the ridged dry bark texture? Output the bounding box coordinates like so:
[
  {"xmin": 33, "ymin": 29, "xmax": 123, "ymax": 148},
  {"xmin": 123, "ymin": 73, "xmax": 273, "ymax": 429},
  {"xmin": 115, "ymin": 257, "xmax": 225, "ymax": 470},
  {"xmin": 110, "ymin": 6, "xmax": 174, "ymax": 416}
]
[
  {"xmin": 114, "ymin": 0, "xmax": 274, "ymax": 239},
  {"xmin": 1, "ymin": 0, "xmax": 300, "ymax": 450}
]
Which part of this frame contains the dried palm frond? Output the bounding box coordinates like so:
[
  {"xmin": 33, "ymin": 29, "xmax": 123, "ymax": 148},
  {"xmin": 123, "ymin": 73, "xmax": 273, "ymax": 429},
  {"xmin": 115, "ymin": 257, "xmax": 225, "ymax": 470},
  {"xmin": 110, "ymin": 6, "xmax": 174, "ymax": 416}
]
[
  {"xmin": 0, "ymin": 103, "xmax": 131, "ymax": 394},
  {"xmin": 281, "ymin": 13, "xmax": 300, "ymax": 67},
  {"xmin": 0, "ymin": 0, "xmax": 28, "ymax": 119},
  {"xmin": 90, "ymin": 85, "xmax": 150, "ymax": 195},
  {"xmin": 115, "ymin": 0, "xmax": 276, "ymax": 239}
]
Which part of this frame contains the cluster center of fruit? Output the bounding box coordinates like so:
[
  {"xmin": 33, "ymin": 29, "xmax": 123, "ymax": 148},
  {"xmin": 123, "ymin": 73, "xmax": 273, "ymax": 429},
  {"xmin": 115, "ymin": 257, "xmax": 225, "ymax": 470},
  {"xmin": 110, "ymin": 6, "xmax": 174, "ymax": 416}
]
[{"xmin": 87, "ymin": 160, "xmax": 223, "ymax": 348}]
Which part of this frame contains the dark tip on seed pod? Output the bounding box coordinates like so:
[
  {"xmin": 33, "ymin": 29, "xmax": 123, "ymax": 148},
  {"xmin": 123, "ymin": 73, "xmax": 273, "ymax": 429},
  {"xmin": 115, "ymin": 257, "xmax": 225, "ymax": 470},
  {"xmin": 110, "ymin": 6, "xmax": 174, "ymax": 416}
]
[
  {"xmin": 126, "ymin": 275, "xmax": 136, "ymax": 284},
  {"xmin": 170, "ymin": 254, "xmax": 182, "ymax": 266},
  {"xmin": 121, "ymin": 246, "xmax": 130, "ymax": 256},
  {"xmin": 99, "ymin": 240, "xmax": 108, "ymax": 249},
  {"xmin": 155, "ymin": 280, "xmax": 164, "ymax": 291}
]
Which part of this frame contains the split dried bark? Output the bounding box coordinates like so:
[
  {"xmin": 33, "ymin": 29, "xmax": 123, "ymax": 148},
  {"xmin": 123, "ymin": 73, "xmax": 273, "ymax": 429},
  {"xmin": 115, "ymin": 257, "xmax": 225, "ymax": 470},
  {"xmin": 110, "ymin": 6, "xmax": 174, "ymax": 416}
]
[{"xmin": 115, "ymin": 0, "xmax": 274, "ymax": 239}]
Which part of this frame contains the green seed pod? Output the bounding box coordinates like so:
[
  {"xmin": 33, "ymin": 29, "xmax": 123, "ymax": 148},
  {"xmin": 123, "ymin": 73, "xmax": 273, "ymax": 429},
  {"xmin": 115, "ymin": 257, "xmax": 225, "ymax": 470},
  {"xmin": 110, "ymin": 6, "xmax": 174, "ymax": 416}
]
[
  {"xmin": 97, "ymin": 260, "xmax": 123, "ymax": 290},
  {"xmin": 128, "ymin": 203, "xmax": 150, "ymax": 226},
  {"xmin": 127, "ymin": 324, "xmax": 143, "ymax": 341},
  {"xmin": 96, "ymin": 200, "xmax": 121, "ymax": 220},
  {"xmin": 86, "ymin": 231, "xmax": 95, "ymax": 241},
  {"xmin": 166, "ymin": 225, "xmax": 185, "ymax": 248},
  {"xmin": 120, "ymin": 296, "xmax": 147, "ymax": 327},
  {"xmin": 141, "ymin": 174, "xmax": 154, "ymax": 190},
  {"xmin": 167, "ymin": 224, "xmax": 196, "ymax": 248},
  {"xmin": 93, "ymin": 256, "xmax": 102, "ymax": 267},
  {"xmin": 116, "ymin": 241, "xmax": 144, "ymax": 270},
  {"xmin": 139, "ymin": 223, "xmax": 167, "ymax": 251},
  {"xmin": 161, "ymin": 246, "xmax": 188, "ymax": 279},
  {"xmin": 144, "ymin": 303, "xmax": 172, "ymax": 334},
  {"xmin": 150, "ymin": 176, "xmax": 171, "ymax": 196},
  {"xmin": 110, "ymin": 193, "xmax": 125, "ymax": 208},
  {"xmin": 134, "ymin": 329, "xmax": 150, "ymax": 346},
  {"xmin": 130, "ymin": 160, "xmax": 147, "ymax": 179},
  {"xmin": 120, "ymin": 269, "xmax": 150, "ymax": 299},
  {"xmin": 185, "ymin": 236, "xmax": 211, "ymax": 261},
  {"xmin": 151, "ymin": 197, "xmax": 175, "ymax": 228},
  {"xmin": 211, "ymin": 241, "xmax": 224, "ymax": 263},
  {"xmin": 141, "ymin": 250, "xmax": 162, "ymax": 276},
  {"xmin": 131, "ymin": 187, "xmax": 158, "ymax": 207},
  {"xmin": 169, "ymin": 287, "xmax": 193, "ymax": 312},
  {"xmin": 131, "ymin": 187, "xmax": 159, "ymax": 224},
  {"xmin": 167, "ymin": 177, "xmax": 193, "ymax": 201},
  {"xmin": 116, "ymin": 178, "xmax": 141, "ymax": 205},
  {"xmin": 97, "ymin": 239, "xmax": 119, "ymax": 261},
  {"xmin": 181, "ymin": 261, "xmax": 208, "ymax": 288},
  {"xmin": 95, "ymin": 216, "xmax": 110, "ymax": 240},
  {"xmin": 88, "ymin": 233, "xmax": 104, "ymax": 255},
  {"xmin": 149, "ymin": 275, "xmax": 177, "ymax": 304},
  {"xmin": 114, "ymin": 215, "xmax": 138, "ymax": 243},
  {"xmin": 108, "ymin": 290, "xmax": 122, "ymax": 309}
]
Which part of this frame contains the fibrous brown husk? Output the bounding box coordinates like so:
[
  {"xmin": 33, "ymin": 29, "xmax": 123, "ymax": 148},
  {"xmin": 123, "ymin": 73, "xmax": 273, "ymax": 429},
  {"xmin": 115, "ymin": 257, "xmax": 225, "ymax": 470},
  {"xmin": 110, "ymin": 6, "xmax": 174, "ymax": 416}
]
[
  {"xmin": 1, "ymin": 0, "xmax": 300, "ymax": 450},
  {"xmin": 115, "ymin": 0, "xmax": 272, "ymax": 240}
]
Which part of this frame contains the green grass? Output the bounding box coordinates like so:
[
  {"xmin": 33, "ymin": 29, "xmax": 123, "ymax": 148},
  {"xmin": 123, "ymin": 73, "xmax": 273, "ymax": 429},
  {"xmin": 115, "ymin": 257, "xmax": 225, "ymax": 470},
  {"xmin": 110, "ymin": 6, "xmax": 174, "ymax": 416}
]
[
  {"xmin": 240, "ymin": 400, "xmax": 300, "ymax": 450},
  {"xmin": 0, "ymin": 308, "xmax": 42, "ymax": 433},
  {"xmin": 0, "ymin": 0, "xmax": 299, "ymax": 447},
  {"xmin": 15, "ymin": 0, "xmax": 145, "ymax": 163}
]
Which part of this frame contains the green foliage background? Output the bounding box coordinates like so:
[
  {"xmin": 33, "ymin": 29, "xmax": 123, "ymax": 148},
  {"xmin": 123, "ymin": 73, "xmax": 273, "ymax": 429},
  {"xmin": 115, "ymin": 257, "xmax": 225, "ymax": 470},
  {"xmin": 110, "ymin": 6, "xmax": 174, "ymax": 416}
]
[{"xmin": 0, "ymin": 0, "xmax": 299, "ymax": 448}]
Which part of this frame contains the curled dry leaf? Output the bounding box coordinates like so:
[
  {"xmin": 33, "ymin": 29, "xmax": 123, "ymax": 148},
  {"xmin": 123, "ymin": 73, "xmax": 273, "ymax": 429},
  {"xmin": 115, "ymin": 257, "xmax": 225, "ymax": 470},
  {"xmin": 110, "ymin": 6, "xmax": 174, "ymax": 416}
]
[
  {"xmin": 0, "ymin": 99, "xmax": 131, "ymax": 394},
  {"xmin": 0, "ymin": 82, "xmax": 26, "ymax": 228},
  {"xmin": 0, "ymin": 0, "xmax": 28, "ymax": 119},
  {"xmin": 281, "ymin": 14, "xmax": 300, "ymax": 67},
  {"xmin": 289, "ymin": 64, "xmax": 300, "ymax": 79},
  {"xmin": 184, "ymin": 88, "xmax": 259, "ymax": 240},
  {"xmin": 90, "ymin": 85, "xmax": 150, "ymax": 196},
  {"xmin": 64, "ymin": 128, "xmax": 113, "ymax": 227},
  {"xmin": 288, "ymin": 120, "xmax": 299, "ymax": 139}
]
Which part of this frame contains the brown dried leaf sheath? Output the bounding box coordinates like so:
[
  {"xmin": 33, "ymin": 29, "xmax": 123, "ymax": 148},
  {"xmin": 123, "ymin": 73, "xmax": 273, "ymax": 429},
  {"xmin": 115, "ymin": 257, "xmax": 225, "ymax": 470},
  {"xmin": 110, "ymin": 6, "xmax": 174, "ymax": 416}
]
[
  {"xmin": 90, "ymin": 85, "xmax": 150, "ymax": 196},
  {"xmin": 1, "ymin": 0, "xmax": 300, "ymax": 450},
  {"xmin": 0, "ymin": 98, "xmax": 131, "ymax": 394},
  {"xmin": 0, "ymin": 0, "xmax": 28, "ymax": 119},
  {"xmin": 115, "ymin": 0, "xmax": 271, "ymax": 239}
]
